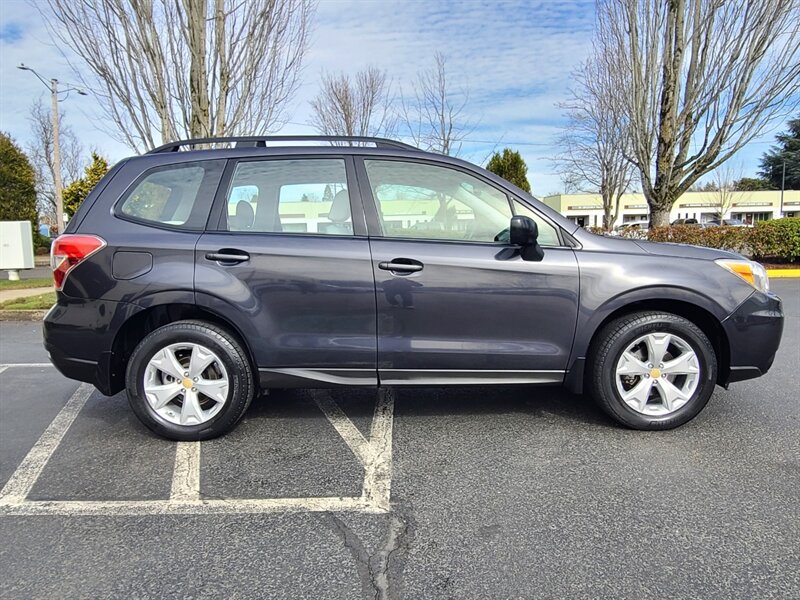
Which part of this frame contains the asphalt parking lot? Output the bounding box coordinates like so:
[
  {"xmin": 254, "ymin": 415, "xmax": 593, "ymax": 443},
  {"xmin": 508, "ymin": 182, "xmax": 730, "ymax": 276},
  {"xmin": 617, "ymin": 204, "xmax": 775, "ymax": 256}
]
[{"xmin": 1, "ymin": 279, "xmax": 798, "ymax": 599}]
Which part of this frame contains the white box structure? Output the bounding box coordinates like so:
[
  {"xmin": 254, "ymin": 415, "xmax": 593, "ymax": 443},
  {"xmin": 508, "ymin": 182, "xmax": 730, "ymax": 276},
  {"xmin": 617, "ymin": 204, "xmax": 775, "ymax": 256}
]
[{"xmin": 0, "ymin": 221, "xmax": 35, "ymax": 271}]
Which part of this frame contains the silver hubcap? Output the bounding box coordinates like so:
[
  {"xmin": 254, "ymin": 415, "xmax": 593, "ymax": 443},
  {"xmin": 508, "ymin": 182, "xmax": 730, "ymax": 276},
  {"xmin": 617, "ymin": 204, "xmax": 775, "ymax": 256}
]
[
  {"xmin": 615, "ymin": 332, "xmax": 700, "ymax": 417},
  {"xmin": 143, "ymin": 342, "xmax": 229, "ymax": 426}
]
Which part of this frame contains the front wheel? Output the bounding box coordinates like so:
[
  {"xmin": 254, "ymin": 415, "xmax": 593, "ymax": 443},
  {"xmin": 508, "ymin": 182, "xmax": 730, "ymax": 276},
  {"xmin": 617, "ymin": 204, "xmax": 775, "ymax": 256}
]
[
  {"xmin": 125, "ymin": 320, "xmax": 255, "ymax": 440},
  {"xmin": 589, "ymin": 311, "xmax": 718, "ymax": 430}
]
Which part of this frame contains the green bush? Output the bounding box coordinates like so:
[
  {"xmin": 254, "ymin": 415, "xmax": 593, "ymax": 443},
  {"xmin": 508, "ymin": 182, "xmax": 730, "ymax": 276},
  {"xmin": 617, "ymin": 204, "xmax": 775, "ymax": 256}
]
[
  {"xmin": 646, "ymin": 225, "xmax": 751, "ymax": 254},
  {"xmin": 749, "ymin": 218, "xmax": 800, "ymax": 262}
]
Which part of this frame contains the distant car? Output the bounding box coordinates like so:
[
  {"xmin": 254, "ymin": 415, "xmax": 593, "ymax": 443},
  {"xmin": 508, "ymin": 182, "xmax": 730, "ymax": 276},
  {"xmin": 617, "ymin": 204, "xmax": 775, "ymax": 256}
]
[
  {"xmin": 613, "ymin": 221, "xmax": 649, "ymax": 235},
  {"xmin": 705, "ymin": 218, "xmax": 750, "ymax": 227},
  {"xmin": 43, "ymin": 135, "xmax": 784, "ymax": 439},
  {"xmin": 671, "ymin": 218, "xmax": 700, "ymax": 226}
]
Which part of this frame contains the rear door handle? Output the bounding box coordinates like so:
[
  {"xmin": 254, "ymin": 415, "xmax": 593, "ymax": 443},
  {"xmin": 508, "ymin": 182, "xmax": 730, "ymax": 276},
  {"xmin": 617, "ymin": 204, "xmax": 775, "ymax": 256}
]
[
  {"xmin": 378, "ymin": 259, "xmax": 424, "ymax": 274},
  {"xmin": 205, "ymin": 250, "xmax": 250, "ymax": 264}
]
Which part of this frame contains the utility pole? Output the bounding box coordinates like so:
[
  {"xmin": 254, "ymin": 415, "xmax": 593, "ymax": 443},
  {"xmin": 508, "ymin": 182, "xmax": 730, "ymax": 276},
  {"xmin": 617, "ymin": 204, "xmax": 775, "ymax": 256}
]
[
  {"xmin": 780, "ymin": 160, "xmax": 786, "ymax": 217},
  {"xmin": 51, "ymin": 79, "xmax": 65, "ymax": 234},
  {"xmin": 17, "ymin": 64, "xmax": 87, "ymax": 235}
]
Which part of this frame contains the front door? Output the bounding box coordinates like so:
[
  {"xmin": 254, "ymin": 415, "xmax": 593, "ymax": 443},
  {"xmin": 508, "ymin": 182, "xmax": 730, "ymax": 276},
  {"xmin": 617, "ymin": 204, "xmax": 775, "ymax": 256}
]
[
  {"xmin": 357, "ymin": 157, "xmax": 579, "ymax": 385},
  {"xmin": 195, "ymin": 156, "xmax": 377, "ymax": 386}
]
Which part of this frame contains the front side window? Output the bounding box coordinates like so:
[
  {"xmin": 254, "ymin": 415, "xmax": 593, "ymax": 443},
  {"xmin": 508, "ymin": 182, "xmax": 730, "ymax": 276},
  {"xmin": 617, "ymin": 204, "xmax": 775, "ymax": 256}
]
[
  {"xmin": 224, "ymin": 159, "xmax": 353, "ymax": 235},
  {"xmin": 119, "ymin": 160, "xmax": 222, "ymax": 228},
  {"xmin": 364, "ymin": 160, "xmax": 513, "ymax": 243}
]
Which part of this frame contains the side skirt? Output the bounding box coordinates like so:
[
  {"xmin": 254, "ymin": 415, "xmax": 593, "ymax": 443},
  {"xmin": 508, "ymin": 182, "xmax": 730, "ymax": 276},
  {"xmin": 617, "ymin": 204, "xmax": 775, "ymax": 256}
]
[{"xmin": 259, "ymin": 368, "xmax": 565, "ymax": 388}]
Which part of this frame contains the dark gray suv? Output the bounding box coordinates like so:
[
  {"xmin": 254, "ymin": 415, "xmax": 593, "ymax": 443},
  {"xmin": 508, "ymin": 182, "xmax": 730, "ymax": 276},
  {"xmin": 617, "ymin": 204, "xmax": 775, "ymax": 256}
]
[{"xmin": 43, "ymin": 136, "xmax": 784, "ymax": 440}]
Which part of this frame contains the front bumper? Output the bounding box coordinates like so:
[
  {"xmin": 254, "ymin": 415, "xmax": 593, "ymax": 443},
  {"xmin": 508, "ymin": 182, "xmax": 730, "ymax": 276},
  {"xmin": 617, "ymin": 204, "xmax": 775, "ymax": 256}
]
[{"xmin": 720, "ymin": 290, "xmax": 784, "ymax": 385}]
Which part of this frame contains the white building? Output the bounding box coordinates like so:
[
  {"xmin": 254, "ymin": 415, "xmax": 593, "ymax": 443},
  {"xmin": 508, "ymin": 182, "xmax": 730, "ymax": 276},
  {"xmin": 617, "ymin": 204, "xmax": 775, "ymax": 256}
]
[{"xmin": 542, "ymin": 190, "xmax": 800, "ymax": 228}]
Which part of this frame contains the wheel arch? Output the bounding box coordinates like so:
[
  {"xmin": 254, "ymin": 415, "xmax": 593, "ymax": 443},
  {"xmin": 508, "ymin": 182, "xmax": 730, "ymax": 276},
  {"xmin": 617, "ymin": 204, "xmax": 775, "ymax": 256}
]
[
  {"xmin": 566, "ymin": 291, "xmax": 731, "ymax": 394},
  {"xmin": 108, "ymin": 302, "xmax": 258, "ymax": 396}
]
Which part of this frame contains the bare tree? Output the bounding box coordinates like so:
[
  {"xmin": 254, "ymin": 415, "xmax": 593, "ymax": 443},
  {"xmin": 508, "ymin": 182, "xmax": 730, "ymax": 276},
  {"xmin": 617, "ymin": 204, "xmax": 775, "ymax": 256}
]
[
  {"xmin": 309, "ymin": 66, "xmax": 396, "ymax": 139},
  {"xmin": 27, "ymin": 99, "xmax": 84, "ymax": 225},
  {"xmin": 710, "ymin": 164, "xmax": 746, "ymax": 220},
  {"xmin": 595, "ymin": 0, "xmax": 800, "ymax": 226},
  {"xmin": 555, "ymin": 51, "xmax": 634, "ymax": 231},
  {"xmin": 400, "ymin": 53, "xmax": 474, "ymax": 156},
  {"xmin": 43, "ymin": 0, "xmax": 317, "ymax": 152}
]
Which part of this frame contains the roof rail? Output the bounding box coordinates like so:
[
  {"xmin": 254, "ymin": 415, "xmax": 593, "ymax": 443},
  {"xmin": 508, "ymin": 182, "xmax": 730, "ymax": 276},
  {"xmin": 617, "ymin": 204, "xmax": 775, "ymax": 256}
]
[{"xmin": 147, "ymin": 135, "xmax": 417, "ymax": 154}]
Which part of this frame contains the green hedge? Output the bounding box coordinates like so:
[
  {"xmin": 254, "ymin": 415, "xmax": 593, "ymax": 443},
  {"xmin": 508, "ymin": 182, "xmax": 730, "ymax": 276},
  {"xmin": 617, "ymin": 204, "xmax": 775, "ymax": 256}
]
[
  {"xmin": 749, "ymin": 218, "xmax": 800, "ymax": 262},
  {"xmin": 590, "ymin": 218, "xmax": 800, "ymax": 262}
]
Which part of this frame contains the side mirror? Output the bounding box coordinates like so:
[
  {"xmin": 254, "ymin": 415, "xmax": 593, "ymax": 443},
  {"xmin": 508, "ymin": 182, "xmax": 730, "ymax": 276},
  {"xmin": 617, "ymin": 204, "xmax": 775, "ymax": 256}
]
[{"xmin": 509, "ymin": 216, "xmax": 544, "ymax": 261}]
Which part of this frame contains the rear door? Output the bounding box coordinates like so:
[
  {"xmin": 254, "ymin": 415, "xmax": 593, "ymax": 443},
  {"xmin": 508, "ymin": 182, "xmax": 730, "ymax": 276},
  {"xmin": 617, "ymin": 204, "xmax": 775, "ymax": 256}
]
[
  {"xmin": 356, "ymin": 157, "xmax": 579, "ymax": 384},
  {"xmin": 195, "ymin": 156, "xmax": 377, "ymax": 387}
]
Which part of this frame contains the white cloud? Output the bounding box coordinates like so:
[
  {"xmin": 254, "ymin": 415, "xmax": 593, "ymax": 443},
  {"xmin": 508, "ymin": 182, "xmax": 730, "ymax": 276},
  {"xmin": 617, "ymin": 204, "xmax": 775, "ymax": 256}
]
[{"xmin": 0, "ymin": 0, "xmax": 782, "ymax": 194}]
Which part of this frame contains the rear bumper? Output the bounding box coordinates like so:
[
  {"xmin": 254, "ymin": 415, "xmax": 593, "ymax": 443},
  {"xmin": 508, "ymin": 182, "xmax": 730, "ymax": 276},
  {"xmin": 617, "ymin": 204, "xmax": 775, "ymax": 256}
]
[
  {"xmin": 43, "ymin": 296, "xmax": 135, "ymax": 395},
  {"xmin": 720, "ymin": 291, "xmax": 784, "ymax": 386}
]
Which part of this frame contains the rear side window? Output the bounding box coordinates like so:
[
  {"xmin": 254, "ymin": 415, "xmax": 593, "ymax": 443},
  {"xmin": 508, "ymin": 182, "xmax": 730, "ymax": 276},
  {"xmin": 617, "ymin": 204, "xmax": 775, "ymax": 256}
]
[
  {"xmin": 224, "ymin": 158, "xmax": 353, "ymax": 236},
  {"xmin": 117, "ymin": 160, "xmax": 224, "ymax": 229}
]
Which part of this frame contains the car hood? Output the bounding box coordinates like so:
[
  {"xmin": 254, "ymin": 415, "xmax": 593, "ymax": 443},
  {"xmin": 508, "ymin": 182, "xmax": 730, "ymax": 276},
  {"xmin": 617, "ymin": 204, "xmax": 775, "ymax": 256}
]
[{"xmin": 632, "ymin": 239, "xmax": 742, "ymax": 261}]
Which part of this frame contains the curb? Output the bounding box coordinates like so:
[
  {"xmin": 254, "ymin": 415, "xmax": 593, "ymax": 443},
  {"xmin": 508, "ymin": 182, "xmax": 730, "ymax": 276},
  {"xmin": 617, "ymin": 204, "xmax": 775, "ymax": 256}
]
[
  {"xmin": 0, "ymin": 310, "xmax": 47, "ymax": 322},
  {"xmin": 767, "ymin": 269, "xmax": 800, "ymax": 278}
]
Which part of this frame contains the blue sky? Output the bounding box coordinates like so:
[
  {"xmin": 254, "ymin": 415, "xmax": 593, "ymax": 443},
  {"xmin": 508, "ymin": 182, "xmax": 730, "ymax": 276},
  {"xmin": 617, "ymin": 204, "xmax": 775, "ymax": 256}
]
[{"xmin": 0, "ymin": 0, "xmax": 788, "ymax": 195}]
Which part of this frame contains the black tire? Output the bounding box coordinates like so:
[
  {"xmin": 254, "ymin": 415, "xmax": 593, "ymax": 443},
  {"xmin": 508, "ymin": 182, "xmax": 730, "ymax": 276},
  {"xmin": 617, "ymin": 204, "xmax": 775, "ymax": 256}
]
[
  {"xmin": 125, "ymin": 320, "xmax": 255, "ymax": 440},
  {"xmin": 588, "ymin": 311, "xmax": 717, "ymax": 430}
]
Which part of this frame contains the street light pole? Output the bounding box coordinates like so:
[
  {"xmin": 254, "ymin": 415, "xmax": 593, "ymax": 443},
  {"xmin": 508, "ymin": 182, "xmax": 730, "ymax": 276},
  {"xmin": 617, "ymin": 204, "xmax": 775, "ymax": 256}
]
[
  {"xmin": 17, "ymin": 64, "xmax": 87, "ymax": 235},
  {"xmin": 780, "ymin": 160, "xmax": 786, "ymax": 218},
  {"xmin": 50, "ymin": 79, "xmax": 65, "ymax": 235}
]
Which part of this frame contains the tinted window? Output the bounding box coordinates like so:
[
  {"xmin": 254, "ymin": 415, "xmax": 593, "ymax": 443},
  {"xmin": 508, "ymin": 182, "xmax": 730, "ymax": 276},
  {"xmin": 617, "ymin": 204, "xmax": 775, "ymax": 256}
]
[
  {"xmin": 364, "ymin": 160, "xmax": 512, "ymax": 242},
  {"xmin": 225, "ymin": 159, "xmax": 353, "ymax": 235},
  {"xmin": 119, "ymin": 161, "xmax": 223, "ymax": 229}
]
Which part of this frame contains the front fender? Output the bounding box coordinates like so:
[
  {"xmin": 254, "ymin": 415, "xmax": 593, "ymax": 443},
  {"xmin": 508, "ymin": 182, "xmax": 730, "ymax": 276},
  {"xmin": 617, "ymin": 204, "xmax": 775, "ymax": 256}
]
[{"xmin": 563, "ymin": 251, "xmax": 755, "ymax": 394}]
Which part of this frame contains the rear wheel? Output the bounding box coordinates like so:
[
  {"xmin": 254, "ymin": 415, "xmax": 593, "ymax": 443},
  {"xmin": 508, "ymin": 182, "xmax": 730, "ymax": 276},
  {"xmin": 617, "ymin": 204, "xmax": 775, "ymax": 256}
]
[
  {"xmin": 125, "ymin": 320, "xmax": 254, "ymax": 440},
  {"xmin": 589, "ymin": 311, "xmax": 717, "ymax": 430}
]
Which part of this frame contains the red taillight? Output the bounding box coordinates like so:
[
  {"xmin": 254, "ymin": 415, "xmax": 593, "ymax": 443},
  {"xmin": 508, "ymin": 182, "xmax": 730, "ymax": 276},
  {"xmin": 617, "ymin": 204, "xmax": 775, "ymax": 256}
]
[{"xmin": 51, "ymin": 234, "xmax": 106, "ymax": 291}]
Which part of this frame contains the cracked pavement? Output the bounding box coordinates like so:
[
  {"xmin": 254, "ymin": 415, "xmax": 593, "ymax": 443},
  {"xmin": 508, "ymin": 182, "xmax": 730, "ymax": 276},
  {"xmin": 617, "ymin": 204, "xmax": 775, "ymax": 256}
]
[{"xmin": 1, "ymin": 279, "xmax": 798, "ymax": 598}]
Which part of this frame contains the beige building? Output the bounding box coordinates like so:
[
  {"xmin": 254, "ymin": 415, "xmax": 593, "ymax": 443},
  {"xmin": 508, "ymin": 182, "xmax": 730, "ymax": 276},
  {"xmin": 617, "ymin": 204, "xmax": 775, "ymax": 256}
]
[{"xmin": 542, "ymin": 190, "xmax": 800, "ymax": 228}]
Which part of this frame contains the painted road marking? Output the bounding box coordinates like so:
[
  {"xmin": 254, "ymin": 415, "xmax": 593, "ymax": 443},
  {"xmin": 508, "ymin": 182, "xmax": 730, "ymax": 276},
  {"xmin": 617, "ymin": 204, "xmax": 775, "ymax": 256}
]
[
  {"xmin": 0, "ymin": 496, "xmax": 382, "ymax": 516},
  {"xmin": 0, "ymin": 382, "xmax": 395, "ymax": 516},
  {"xmin": 0, "ymin": 383, "xmax": 93, "ymax": 504},
  {"xmin": 313, "ymin": 391, "xmax": 373, "ymax": 467},
  {"xmin": 170, "ymin": 441, "xmax": 201, "ymax": 502},
  {"xmin": 0, "ymin": 363, "xmax": 53, "ymax": 368},
  {"xmin": 363, "ymin": 389, "xmax": 395, "ymax": 511}
]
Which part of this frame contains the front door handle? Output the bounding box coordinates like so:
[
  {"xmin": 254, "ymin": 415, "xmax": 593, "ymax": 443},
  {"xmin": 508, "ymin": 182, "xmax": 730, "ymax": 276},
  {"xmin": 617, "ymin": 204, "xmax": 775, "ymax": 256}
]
[
  {"xmin": 378, "ymin": 258, "xmax": 424, "ymax": 274},
  {"xmin": 205, "ymin": 250, "xmax": 250, "ymax": 264}
]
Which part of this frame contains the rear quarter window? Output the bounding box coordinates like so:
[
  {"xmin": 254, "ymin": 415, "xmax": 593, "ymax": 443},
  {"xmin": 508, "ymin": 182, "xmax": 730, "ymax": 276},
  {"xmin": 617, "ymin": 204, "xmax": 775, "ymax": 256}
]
[{"xmin": 117, "ymin": 160, "xmax": 224, "ymax": 230}]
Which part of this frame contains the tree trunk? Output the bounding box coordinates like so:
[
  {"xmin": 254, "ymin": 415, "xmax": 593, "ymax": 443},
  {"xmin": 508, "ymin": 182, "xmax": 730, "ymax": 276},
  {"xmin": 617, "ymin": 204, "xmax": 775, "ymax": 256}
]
[
  {"xmin": 185, "ymin": 0, "xmax": 210, "ymax": 138},
  {"xmin": 644, "ymin": 185, "xmax": 675, "ymax": 227}
]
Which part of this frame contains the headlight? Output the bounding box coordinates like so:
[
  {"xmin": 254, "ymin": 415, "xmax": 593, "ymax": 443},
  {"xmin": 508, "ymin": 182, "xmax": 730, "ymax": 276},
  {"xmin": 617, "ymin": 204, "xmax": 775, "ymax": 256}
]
[{"xmin": 715, "ymin": 259, "xmax": 769, "ymax": 293}]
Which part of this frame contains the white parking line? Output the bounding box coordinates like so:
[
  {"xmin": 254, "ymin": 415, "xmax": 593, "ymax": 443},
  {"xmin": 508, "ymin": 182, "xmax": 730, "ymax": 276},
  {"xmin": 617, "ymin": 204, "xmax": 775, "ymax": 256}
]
[
  {"xmin": 170, "ymin": 442, "xmax": 201, "ymax": 501},
  {"xmin": 313, "ymin": 391, "xmax": 372, "ymax": 467},
  {"xmin": 0, "ymin": 382, "xmax": 396, "ymax": 516},
  {"xmin": 0, "ymin": 383, "xmax": 93, "ymax": 504},
  {"xmin": 0, "ymin": 363, "xmax": 53, "ymax": 369},
  {"xmin": 0, "ymin": 496, "xmax": 382, "ymax": 516}
]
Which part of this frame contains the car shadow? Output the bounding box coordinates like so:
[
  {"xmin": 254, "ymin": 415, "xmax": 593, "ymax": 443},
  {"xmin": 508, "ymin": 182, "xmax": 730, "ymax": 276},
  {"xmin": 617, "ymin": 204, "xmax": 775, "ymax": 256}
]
[{"xmin": 246, "ymin": 385, "xmax": 613, "ymax": 429}]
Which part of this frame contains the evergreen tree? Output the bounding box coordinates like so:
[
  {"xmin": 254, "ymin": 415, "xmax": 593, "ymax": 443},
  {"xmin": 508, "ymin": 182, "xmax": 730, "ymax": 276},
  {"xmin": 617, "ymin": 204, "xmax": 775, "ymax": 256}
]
[
  {"xmin": 0, "ymin": 132, "xmax": 38, "ymax": 229},
  {"xmin": 322, "ymin": 184, "xmax": 333, "ymax": 203},
  {"xmin": 63, "ymin": 153, "xmax": 110, "ymax": 217},
  {"xmin": 759, "ymin": 117, "xmax": 800, "ymax": 190},
  {"xmin": 733, "ymin": 177, "xmax": 772, "ymax": 191},
  {"xmin": 486, "ymin": 148, "xmax": 531, "ymax": 193}
]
